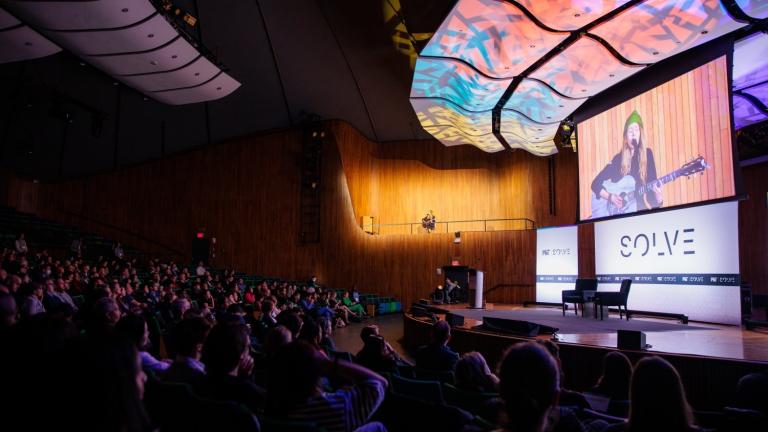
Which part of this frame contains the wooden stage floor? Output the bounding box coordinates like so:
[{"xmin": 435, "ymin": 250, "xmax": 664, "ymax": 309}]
[{"xmin": 425, "ymin": 303, "xmax": 768, "ymax": 363}]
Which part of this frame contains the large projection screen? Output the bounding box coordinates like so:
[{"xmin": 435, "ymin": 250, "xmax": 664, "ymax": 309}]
[
  {"xmin": 578, "ymin": 55, "xmax": 735, "ymax": 222},
  {"xmin": 536, "ymin": 226, "xmax": 578, "ymax": 303},
  {"xmin": 594, "ymin": 201, "xmax": 740, "ymax": 325}
]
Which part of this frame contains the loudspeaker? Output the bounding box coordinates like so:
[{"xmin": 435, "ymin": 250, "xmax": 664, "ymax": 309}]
[
  {"xmin": 741, "ymin": 283, "xmax": 752, "ymax": 320},
  {"xmin": 445, "ymin": 313, "xmax": 465, "ymax": 327},
  {"xmin": 411, "ymin": 305, "xmax": 430, "ymax": 317},
  {"xmin": 418, "ymin": 299, "xmax": 430, "ymax": 306},
  {"xmin": 191, "ymin": 237, "xmax": 210, "ymax": 265},
  {"xmin": 617, "ymin": 330, "xmax": 647, "ymax": 350},
  {"xmin": 481, "ymin": 317, "xmax": 558, "ymax": 336}
]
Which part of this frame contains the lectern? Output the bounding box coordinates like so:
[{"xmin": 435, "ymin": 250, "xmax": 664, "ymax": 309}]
[
  {"xmin": 441, "ymin": 265, "xmax": 484, "ymax": 309},
  {"xmin": 468, "ymin": 268, "xmax": 485, "ymax": 309}
]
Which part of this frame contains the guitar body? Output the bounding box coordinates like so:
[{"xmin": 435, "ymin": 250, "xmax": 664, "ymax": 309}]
[
  {"xmin": 590, "ymin": 176, "xmax": 638, "ymax": 218},
  {"xmin": 588, "ymin": 156, "xmax": 709, "ymax": 219}
]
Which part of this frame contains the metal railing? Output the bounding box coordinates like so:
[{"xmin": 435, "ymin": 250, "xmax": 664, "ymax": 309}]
[{"xmin": 361, "ymin": 217, "xmax": 535, "ymax": 235}]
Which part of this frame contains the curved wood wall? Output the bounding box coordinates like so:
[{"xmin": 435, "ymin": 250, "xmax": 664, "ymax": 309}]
[{"xmin": 3, "ymin": 120, "xmax": 765, "ymax": 310}]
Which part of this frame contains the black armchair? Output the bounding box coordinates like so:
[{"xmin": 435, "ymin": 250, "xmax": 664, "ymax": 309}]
[
  {"xmin": 595, "ymin": 279, "xmax": 632, "ymax": 320},
  {"xmin": 562, "ymin": 278, "xmax": 598, "ymax": 316}
]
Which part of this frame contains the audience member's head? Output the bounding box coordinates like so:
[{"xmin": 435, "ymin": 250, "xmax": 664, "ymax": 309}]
[
  {"xmin": 360, "ymin": 324, "xmax": 380, "ymax": 341},
  {"xmin": 171, "ymin": 297, "xmax": 191, "ymax": 321},
  {"xmin": 263, "ymin": 325, "xmax": 292, "ymax": 356},
  {"xmin": 174, "ymin": 317, "xmax": 212, "ymax": 359},
  {"xmin": 277, "ymin": 310, "xmax": 303, "ymax": 339},
  {"xmin": 734, "ymin": 371, "xmax": 768, "ymax": 415},
  {"xmin": 431, "ymin": 320, "xmax": 451, "ymax": 346},
  {"xmin": 455, "ymin": 351, "xmax": 498, "ymax": 393},
  {"xmin": 298, "ymin": 317, "xmax": 322, "ymax": 349},
  {"xmin": 94, "ymin": 297, "xmax": 122, "ymax": 327},
  {"xmin": 58, "ymin": 338, "xmax": 149, "ymax": 432},
  {"xmin": 0, "ymin": 292, "xmax": 18, "ymax": 328},
  {"xmin": 267, "ymin": 341, "xmax": 322, "ymax": 416},
  {"xmin": 595, "ymin": 351, "xmax": 633, "ymax": 400},
  {"xmin": 498, "ymin": 342, "xmax": 560, "ymax": 432},
  {"xmin": 201, "ymin": 322, "xmax": 251, "ymax": 376},
  {"xmin": 115, "ymin": 314, "xmax": 149, "ymax": 351},
  {"xmin": 629, "ymin": 356, "xmax": 693, "ymax": 431}
]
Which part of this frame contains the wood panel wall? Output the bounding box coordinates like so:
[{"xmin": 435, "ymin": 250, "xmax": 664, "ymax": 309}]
[{"xmin": 7, "ymin": 119, "xmax": 764, "ymax": 310}]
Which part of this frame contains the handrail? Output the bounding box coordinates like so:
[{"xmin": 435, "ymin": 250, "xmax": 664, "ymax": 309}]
[
  {"xmin": 56, "ymin": 210, "xmax": 186, "ymax": 258},
  {"xmin": 361, "ymin": 217, "xmax": 535, "ymax": 235}
]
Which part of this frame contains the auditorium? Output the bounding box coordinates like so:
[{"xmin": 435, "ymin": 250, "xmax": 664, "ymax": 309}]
[{"xmin": 2, "ymin": 1, "xmax": 768, "ymax": 431}]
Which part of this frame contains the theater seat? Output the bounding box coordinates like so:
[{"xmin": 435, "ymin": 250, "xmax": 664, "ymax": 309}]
[{"xmin": 389, "ymin": 374, "xmax": 445, "ymax": 404}]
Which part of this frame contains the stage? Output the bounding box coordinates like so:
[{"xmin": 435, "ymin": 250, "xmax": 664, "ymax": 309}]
[
  {"xmin": 424, "ymin": 303, "xmax": 768, "ymax": 362},
  {"xmin": 403, "ymin": 303, "xmax": 768, "ymax": 409}
]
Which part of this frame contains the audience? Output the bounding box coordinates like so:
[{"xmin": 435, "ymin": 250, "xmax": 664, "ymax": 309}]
[
  {"xmin": 0, "ymin": 234, "xmax": 764, "ymax": 432},
  {"xmin": 454, "ymin": 351, "xmax": 498, "ymax": 393},
  {"xmin": 414, "ymin": 319, "xmax": 459, "ymax": 372},
  {"xmin": 590, "ymin": 351, "xmax": 633, "ymax": 416},
  {"xmin": 115, "ymin": 313, "xmax": 171, "ymax": 373},
  {"xmin": 198, "ymin": 322, "xmax": 264, "ymax": 413},
  {"xmin": 498, "ymin": 342, "xmax": 560, "ymax": 432},
  {"xmin": 267, "ymin": 340, "xmax": 387, "ymax": 432},
  {"xmin": 619, "ymin": 356, "xmax": 697, "ymax": 432},
  {"xmin": 163, "ymin": 316, "xmax": 212, "ymax": 387}
]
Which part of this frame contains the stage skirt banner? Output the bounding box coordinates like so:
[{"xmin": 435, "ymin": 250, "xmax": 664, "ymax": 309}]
[
  {"xmin": 595, "ymin": 201, "xmax": 740, "ymax": 324},
  {"xmin": 536, "ymin": 225, "xmax": 578, "ymax": 303}
]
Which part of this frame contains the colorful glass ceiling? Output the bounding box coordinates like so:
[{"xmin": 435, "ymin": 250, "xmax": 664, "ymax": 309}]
[
  {"xmin": 733, "ymin": 31, "xmax": 768, "ymax": 130},
  {"xmin": 410, "ymin": 0, "xmax": 762, "ymax": 155}
]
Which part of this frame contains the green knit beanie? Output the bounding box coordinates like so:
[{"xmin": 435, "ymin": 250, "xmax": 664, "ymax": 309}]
[{"xmin": 624, "ymin": 110, "xmax": 643, "ymax": 133}]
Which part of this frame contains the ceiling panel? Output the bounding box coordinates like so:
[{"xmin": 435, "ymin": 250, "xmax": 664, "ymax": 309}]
[
  {"xmin": 151, "ymin": 71, "xmax": 240, "ymax": 105},
  {"xmin": 4, "ymin": 0, "xmax": 155, "ymax": 31},
  {"xmin": 529, "ymin": 36, "xmax": 644, "ymax": 98},
  {"xmin": 411, "ymin": 98, "xmax": 493, "ymax": 136},
  {"xmin": 0, "ymin": 7, "xmax": 20, "ymax": 28},
  {"xmin": 501, "ymin": 133, "xmax": 558, "ymax": 156},
  {"xmin": 503, "ymin": 78, "xmax": 587, "ymax": 123},
  {"xmin": 43, "ymin": 13, "xmax": 177, "ymax": 56},
  {"xmin": 733, "ymin": 94, "xmax": 768, "ymax": 130},
  {"xmin": 590, "ymin": 0, "xmax": 745, "ymax": 65},
  {"xmin": 420, "ymin": 0, "xmax": 568, "ymax": 78},
  {"xmin": 0, "ymin": 25, "xmax": 61, "ymax": 63},
  {"xmin": 86, "ymin": 36, "xmax": 199, "ymax": 76},
  {"xmin": 733, "ymin": 32, "xmax": 768, "ymax": 91},
  {"xmin": 410, "ymin": 57, "xmax": 511, "ymax": 111},
  {"xmin": 736, "ymin": 0, "xmax": 768, "ymax": 19},
  {"xmin": 120, "ymin": 55, "xmax": 219, "ymax": 91},
  {"xmin": 514, "ymin": 0, "xmax": 632, "ymax": 31},
  {"xmin": 499, "ymin": 109, "xmax": 560, "ymax": 143},
  {"xmin": 423, "ymin": 125, "xmax": 505, "ymax": 152}
]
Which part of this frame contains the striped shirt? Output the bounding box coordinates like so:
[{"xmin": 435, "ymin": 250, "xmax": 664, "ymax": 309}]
[{"xmin": 287, "ymin": 379, "xmax": 386, "ymax": 432}]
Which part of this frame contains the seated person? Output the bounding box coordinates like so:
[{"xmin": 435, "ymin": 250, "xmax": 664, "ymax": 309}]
[
  {"xmin": 164, "ymin": 317, "xmax": 212, "ymax": 388},
  {"xmin": 607, "ymin": 356, "xmax": 698, "ymax": 432},
  {"xmin": 454, "ymin": 351, "xmax": 498, "ymax": 393},
  {"xmin": 198, "ymin": 322, "xmax": 265, "ymax": 413},
  {"xmin": 497, "ymin": 342, "xmax": 562, "ymax": 432},
  {"xmin": 355, "ymin": 325, "xmax": 406, "ymax": 374},
  {"xmin": 115, "ymin": 314, "xmax": 171, "ymax": 373},
  {"xmin": 444, "ymin": 278, "xmax": 460, "ymax": 303},
  {"xmin": 266, "ymin": 341, "xmax": 387, "ymax": 432},
  {"xmin": 341, "ymin": 290, "xmax": 366, "ymax": 318},
  {"xmin": 414, "ymin": 320, "xmax": 459, "ymax": 373},
  {"xmin": 589, "ymin": 351, "xmax": 632, "ymax": 416}
]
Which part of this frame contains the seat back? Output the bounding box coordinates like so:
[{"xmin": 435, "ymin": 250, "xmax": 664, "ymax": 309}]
[
  {"xmin": 619, "ymin": 279, "xmax": 632, "ymax": 299},
  {"xmin": 414, "ymin": 368, "xmax": 455, "ymax": 385},
  {"xmin": 389, "ymin": 374, "xmax": 445, "ymax": 404},
  {"xmin": 575, "ymin": 278, "xmax": 598, "ymax": 292}
]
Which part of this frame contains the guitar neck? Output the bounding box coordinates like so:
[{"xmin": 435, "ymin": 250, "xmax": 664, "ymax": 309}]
[{"xmin": 636, "ymin": 170, "xmax": 680, "ymax": 195}]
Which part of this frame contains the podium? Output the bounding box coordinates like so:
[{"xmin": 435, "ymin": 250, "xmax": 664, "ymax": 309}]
[
  {"xmin": 441, "ymin": 265, "xmax": 485, "ymax": 309},
  {"xmin": 468, "ymin": 269, "xmax": 485, "ymax": 309}
]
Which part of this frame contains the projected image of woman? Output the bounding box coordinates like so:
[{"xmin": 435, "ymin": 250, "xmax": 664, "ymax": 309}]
[{"xmin": 590, "ymin": 110, "xmax": 663, "ymax": 218}]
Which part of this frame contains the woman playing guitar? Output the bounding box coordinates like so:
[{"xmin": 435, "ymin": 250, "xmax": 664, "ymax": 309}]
[{"xmin": 590, "ymin": 110, "xmax": 663, "ymax": 217}]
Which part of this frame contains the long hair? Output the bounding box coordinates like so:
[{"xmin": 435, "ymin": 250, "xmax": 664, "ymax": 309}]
[
  {"xmin": 620, "ymin": 111, "xmax": 648, "ymax": 183},
  {"xmin": 628, "ymin": 356, "xmax": 693, "ymax": 431}
]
